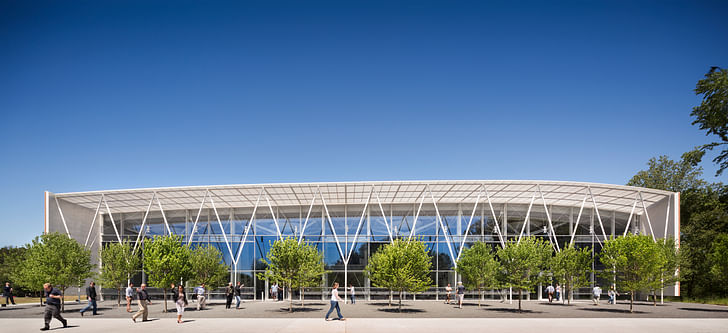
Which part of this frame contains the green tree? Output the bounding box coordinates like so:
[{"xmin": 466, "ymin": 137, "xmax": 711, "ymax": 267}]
[
  {"xmin": 189, "ymin": 245, "xmax": 229, "ymax": 299},
  {"xmin": 599, "ymin": 234, "xmax": 660, "ymax": 313},
  {"xmin": 14, "ymin": 233, "xmax": 94, "ymax": 311},
  {"xmin": 691, "ymin": 67, "xmax": 728, "ymax": 176},
  {"xmin": 708, "ymin": 233, "xmax": 728, "ymax": 295},
  {"xmin": 365, "ymin": 238, "xmax": 432, "ymax": 312},
  {"xmin": 646, "ymin": 238, "xmax": 681, "ymax": 306},
  {"xmin": 549, "ymin": 243, "xmax": 592, "ymax": 304},
  {"xmin": 142, "ymin": 235, "xmax": 192, "ymax": 313},
  {"xmin": 0, "ymin": 246, "xmax": 33, "ymax": 296},
  {"xmin": 496, "ymin": 237, "xmax": 552, "ymax": 312},
  {"xmin": 627, "ymin": 149, "xmax": 706, "ymax": 192},
  {"xmin": 293, "ymin": 241, "xmax": 325, "ymax": 307},
  {"xmin": 257, "ymin": 237, "xmax": 326, "ymax": 312},
  {"xmin": 98, "ymin": 241, "xmax": 141, "ymax": 307},
  {"xmin": 455, "ymin": 242, "xmax": 501, "ymax": 307}
]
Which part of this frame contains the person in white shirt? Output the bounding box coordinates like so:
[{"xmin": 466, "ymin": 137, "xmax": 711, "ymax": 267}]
[
  {"xmin": 325, "ymin": 282, "xmax": 345, "ymax": 321},
  {"xmin": 271, "ymin": 283, "xmax": 278, "ymax": 301},
  {"xmin": 349, "ymin": 284, "xmax": 356, "ymax": 304},
  {"xmin": 444, "ymin": 283, "xmax": 453, "ymax": 304},
  {"xmin": 125, "ymin": 283, "xmax": 134, "ymax": 313},
  {"xmin": 592, "ymin": 285, "xmax": 602, "ymax": 305},
  {"xmin": 194, "ymin": 284, "xmax": 206, "ymax": 310},
  {"xmin": 546, "ymin": 284, "xmax": 555, "ymax": 303}
]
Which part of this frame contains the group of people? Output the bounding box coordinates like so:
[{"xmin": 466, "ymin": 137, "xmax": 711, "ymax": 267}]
[
  {"xmin": 443, "ymin": 282, "xmax": 467, "ymax": 309},
  {"xmin": 224, "ymin": 281, "xmax": 245, "ymax": 309},
  {"xmin": 123, "ymin": 282, "xmax": 220, "ymax": 324}
]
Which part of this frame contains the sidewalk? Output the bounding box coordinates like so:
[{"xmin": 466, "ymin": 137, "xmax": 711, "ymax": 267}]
[{"xmin": 2, "ymin": 318, "xmax": 727, "ymax": 333}]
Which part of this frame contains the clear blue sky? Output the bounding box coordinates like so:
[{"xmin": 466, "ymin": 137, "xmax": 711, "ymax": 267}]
[{"xmin": 1, "ymin": 0, "xmax": 726, "ymax": 247}]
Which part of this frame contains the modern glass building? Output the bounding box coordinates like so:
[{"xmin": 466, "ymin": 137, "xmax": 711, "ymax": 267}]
[{"xmin": 45, "ymin": 180, "xmax": 679, "ymax": 300}]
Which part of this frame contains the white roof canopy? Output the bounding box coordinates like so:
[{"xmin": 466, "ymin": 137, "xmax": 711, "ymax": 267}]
[{"xmin": 52, "ymin": 180, "xmax": 675, "ymax": 215}]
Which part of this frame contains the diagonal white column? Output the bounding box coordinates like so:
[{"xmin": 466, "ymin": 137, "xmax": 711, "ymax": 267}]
[
  {"xmin": 569, "ymin": 191, "xmax": 589, "ymax": 246},
  {"xmin": 484, "ymin": 187, "xmax": 506, "ymax": 248},
  {"xmin": 298, "ymin": 187, "xmax": 320, "ymax": 244},
  {"xmin": 538, "ymin": 185, "xmax": 561, "ymax": 252},
  {"xmin": 408, "ymin": 191, "xmax": 427, "ymax": 240},
  {"xmin": 638, "ymin": 192, "xmax": 657, "ymax": 242},
  {"xmin": 187, "ymin": 190, "xmax": 209, "ymax": 246},
  {"xmin": 102, "ymin": 194, "xmax": 123, "ymax": 244},
  {"xmin": 133, "ymin": 194, "xmax": 156, "ymax": 254},
  {"xmin": 517, "ymin": 193, "xmax": 536, "ymax": 244},
  {"xmin": 346, "ymin": 189, "xmax": 373, "ymax": 263},
  {"xmin": 374, "ymin": 191, "xmax": 394, "ymax": 242},
  {"xmin": 456, "ymin": 188, "xmax": 483, "ymax": 262},
  {"xmin": 428, "ymin": 185, "xmax": 457, "ymax": 267},
  {"xmin": 234, "ymin": 189, "xmax": 262, "ymax": 265},
  {"xmin": 663, "ymin": 196, "xmax": 671, "ymax": 242},
  {"xmin": 84, "ymin": 196, "xmax": 103, "ymax": 247},
  {"xmin": 623, "ymin": 193, "xmax": 639, "ymax": 237},
  {"xmin": 320, "ymin": 190, "xmax": 346, "ymax": 263},
  {"xmin": 54, "ymin": 197, "xmax": 72, "ymax": 238},
  {"xmin": 210, "ymin": 196, "xmax": 236, "ymax": 265},
  {"xmin": 587, "ymin": 187, "xmax": 609, "ymax": 245},
  {"xmin": 264, "ymin": 189, "xmax": 283, "ymax": 240},
  {"xmin": 154, "ymin": 192, "xmax": 172, "ymax": 236}
]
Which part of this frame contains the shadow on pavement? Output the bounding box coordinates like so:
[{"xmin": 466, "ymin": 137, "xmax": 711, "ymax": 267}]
[
  {"xmin": 377, "ymin": 308, "xmax": 426, "ymax": 313},
  {"xmin": 579, "ymin": 307, "xmax": 646, "ymax": 314},
  {"xmin": 269, "ymin": 307, "xmax": 323, "ymax": 313},
  {"xmin": 678, "ymin": 307, "xmax": 728, "ymax": 313},
  {"xmin": 487, "ymin": 308, "xmax": 543, "ymax": 314}
]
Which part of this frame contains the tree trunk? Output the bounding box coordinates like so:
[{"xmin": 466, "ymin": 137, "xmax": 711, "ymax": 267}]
[
  {"xmin": 398, "ymin": 290, "xmax": 403, "ymax": 312},
  {"xmin": 478, "ymin": 288, "xmax": 482, "ymax": 308},
  {"xmin": 163, "ymin": 287, "xmax": 168, "ymax": 313},
  {"xmin": 300, "ymin": 287, "xmax": 304, "ymax": 307},
  {"xmin": 60, "ymin": 285, "xmax": 65, "ymax": 312},
  {"xmin": 117, "ymin": 288, "xmax": 122, "ymax": 307},
  {"xmin": 653, "ymin": 291, "xmax": 657, "ymax": 306},
  {"xmin": 518, "ymin": 289, "xmax": 522, "ymax": 312},
  {"xmin": 630, "ymin": 291, "xmax": 634, "ymax": 313},
  {"xmin": 388, "ymin": 290, "xmax": 392, "ymax": 307}
]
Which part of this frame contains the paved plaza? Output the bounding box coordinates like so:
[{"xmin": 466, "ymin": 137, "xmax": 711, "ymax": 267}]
[
  {"xmin": 2, "ymin": 299, "xmax": 728, "ymax": 319},
  {"xmin": 2, "ymin": 299, "xmax": 728, "ymax": 332}
]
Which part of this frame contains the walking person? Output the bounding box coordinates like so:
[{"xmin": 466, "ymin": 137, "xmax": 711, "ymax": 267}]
[
  {"xmin": 608, "ymin": 285, "xmax": 619, "ymax": 305},
  {"xmin": 444, "ymin": 283, "xmax": 452, "ymax": 304},
  {"xmin": 40, "ymin": 283, "xmax": 67, "ymax": 331},
  {"xmin": 278, "ymin": 284, "xmax": 284, "ymax": 301},
  {"xmin": 234, "ymin": 282, "xmax": 242, "ymax": 309},
  {"xmin": 132, "ymin": 284, "xmax": 152, "ymax": 322},
  {"xmin": 80, "ymin": 281, "xmax": 98, "ymax": 316},
  {"xmin": 175, "ymin": 285, "xmax": 188, "ymax": 324},
  {"xmin": 271, "ymin": 283, "xmax": 278, "ymax": 301},
  {"xmin": 555, "ymin": 284, "xmax": 561, "ymax": 302},
  {"xmin": 194, "ymin": 284, "xmax": 206, "ymax": 310},
  {"xmin": 3, "ymin": 282, "xmax": 16, "ymax": 307},
  {"xmin": 545, "ymin": 284, "xmax": 555, "ymax": 303},
  {"xmin": 349, "ymin": 284, "xmax": 355, "ymax": 304},
  {"xmin": 225, "ymin": 282, "xmax": 234, "ymax": 309},
  {"xmin": 456, "ymin": 281, "xmax": 465, "ymax": 309},
  {"xmin": 125, "ymin": 283, "xmax": 134, "ymax": 313},
  {"xmin": 592, "ymin": 285, "xmax": 602, "ymax": 305},
  {"xmin": 325, "ymin": 282, "xmax": 345, "ymax": 321}
]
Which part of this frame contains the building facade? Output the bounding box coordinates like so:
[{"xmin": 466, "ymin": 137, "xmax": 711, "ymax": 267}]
[{"xmin": 45, "ymin": 180, "xmax": 679, "ymax": 300}]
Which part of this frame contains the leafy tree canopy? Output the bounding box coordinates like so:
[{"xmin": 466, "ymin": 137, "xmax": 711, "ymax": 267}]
[{"xmin": 692, "ymin": 67, "xmax": 728, "ymax": 175}]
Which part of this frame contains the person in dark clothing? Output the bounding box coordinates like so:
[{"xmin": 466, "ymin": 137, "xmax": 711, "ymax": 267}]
[
  {"xmin": 41, "ymin": 283, "xmax": 67, "ymax": 331},
  {"xmin": 132, "ymin": 284, "xmax": 151, "ymax": 322},
  {"xmin": 80, "ymin": 281, "xmax": 98, "ymax": 316},
  {"xmin": 278, "ymin": 285, "xmax": 284, "ymax": 301},
  {"xmin": 234, "ymin": 282, "xmax": 242, "ymax": 309},
  {"xmin": 3, "ymin": 282, "xmax": 16, "ymax": 306},
  {"xmin": 225, "ymin": 283, "xmax": 234, "ymax": 309}
]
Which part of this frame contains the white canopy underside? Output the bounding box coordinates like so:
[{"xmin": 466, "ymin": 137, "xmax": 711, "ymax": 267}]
[{"xmin": 52, "ymin": 180, "xmax": 674, "ymax": 214}]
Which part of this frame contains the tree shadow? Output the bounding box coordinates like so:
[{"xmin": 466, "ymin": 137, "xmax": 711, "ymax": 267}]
[
  {"xmin": 678, "ymin": 307, "xmax": 728, "ymax": 313},
  {"xmin": 52, "ymin": 325, "xmax": 80, "ymax": 329},
  {"xmin": 487, "ymin": 308, "xmax": 543, "ymax": 314},
  {"xmin": 459, "ymin": 303, "xmax": 491, "ymax": 307},
  {"xmin": 579, "ymin": 307, "xmax": 646, "ymax": 314},
  {"xmin": 296, "ymin": 302, "xmax": 326, "ymax": 306},
  {"xmin": 377, "ymin": 308, "xmax": 426, "ymax": 313},
  {"xmin": 268, "ymin": 307, "xmax": 323, "ymax": 313},
  {"xmin": 368, "ymin": 302, "xmax": 410, "ymax": 307}
]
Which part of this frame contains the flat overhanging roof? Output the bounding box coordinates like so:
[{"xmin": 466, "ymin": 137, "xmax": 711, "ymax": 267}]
[{"xmin": 51, "ymin": 180, "xmax": 675, "ymax": 214}]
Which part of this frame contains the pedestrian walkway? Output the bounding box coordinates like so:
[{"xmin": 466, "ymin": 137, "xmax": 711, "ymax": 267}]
[{"xmin": 1, "ymin": 318, "xmax": 727, "ymax": 333}]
